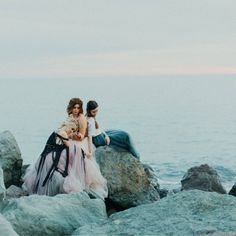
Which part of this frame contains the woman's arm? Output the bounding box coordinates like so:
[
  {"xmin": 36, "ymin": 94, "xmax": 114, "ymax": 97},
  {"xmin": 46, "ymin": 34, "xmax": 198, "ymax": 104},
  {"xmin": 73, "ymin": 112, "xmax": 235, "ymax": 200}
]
[
  {"xmin": 102, "ymin": 130, "xmax": 110, "ymax": 145},
  {"xmin": 78, "ymin": 114, "xmax": 87, "ymax": 140},
  {"xmin": 85, "ymin": 117, "xmax": 93, "ymax": 159},
  {"xmin": 86, "ymin": 135, "xmax": 93, "ymax": 159},
  {"xmin": 57, "ymin": 130, "xmax": 70, "ymax": 146}
]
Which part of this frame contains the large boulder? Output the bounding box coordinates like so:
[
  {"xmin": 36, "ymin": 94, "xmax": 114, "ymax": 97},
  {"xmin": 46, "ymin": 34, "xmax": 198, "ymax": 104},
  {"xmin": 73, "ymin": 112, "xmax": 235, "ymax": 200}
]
[
  {"xmin": 95, "ymin": 146, "xmax": 160, "ymax": 208},
  {"xmin": 73, "ymin": 190, "xmax": 236, "ymax": 235},
  {"xmin": 0, "ymin": 213, "xmax": 18, "ymax": 236},
  {"xmin": 181, "ymin": 164, "xmax": 226, "ymax": 194},
  {"xmin": 0, "ymin": 131, "xmax": 22, "ymax": 188},
  {"xmin": 0, "ymin": 192, "xmax": 107, "ymax": 236}
]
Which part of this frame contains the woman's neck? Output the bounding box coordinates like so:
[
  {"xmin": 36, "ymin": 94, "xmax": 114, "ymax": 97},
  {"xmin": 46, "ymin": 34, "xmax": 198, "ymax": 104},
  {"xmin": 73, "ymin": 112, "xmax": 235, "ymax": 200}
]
[{"xmin": 71, "ymin": 114, "xmax": 80, "ymax": 119}]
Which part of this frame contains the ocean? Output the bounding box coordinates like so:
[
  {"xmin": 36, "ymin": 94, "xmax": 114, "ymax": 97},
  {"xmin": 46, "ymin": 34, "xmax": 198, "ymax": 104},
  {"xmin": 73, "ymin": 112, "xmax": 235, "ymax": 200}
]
[{"xmin": 1, "ymin": 75, "xmax": 236, "ymax": 191}]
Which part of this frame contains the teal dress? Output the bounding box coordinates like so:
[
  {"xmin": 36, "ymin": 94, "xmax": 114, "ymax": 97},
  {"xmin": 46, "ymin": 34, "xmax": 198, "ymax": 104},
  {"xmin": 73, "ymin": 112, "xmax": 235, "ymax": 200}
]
[{"xmin": 92, "ymin": 129, "xmax": 140, "ymax": 160}]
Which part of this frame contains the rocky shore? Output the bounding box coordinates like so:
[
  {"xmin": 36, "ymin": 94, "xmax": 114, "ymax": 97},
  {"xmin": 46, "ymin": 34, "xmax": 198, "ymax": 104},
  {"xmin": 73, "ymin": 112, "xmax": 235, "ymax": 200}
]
[{"xmin": 1, "ymin": 130, "xmax": 236, "ymax": 235}]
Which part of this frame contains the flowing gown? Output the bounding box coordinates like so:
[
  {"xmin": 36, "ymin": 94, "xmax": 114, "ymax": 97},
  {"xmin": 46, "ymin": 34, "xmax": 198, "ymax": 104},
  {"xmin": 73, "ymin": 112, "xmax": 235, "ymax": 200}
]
[{"xmin": 23, "ymin": 132, "xmax": 108, "ymax": 199}]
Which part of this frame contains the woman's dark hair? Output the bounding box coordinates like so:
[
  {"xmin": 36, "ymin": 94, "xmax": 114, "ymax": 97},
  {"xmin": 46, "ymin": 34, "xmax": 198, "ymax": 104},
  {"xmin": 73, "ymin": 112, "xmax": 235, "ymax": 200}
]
[
  {"xmin": 86, "ymin": 100, "xmax": 99, "ymax": 129},
  {"xmin": 67, "ymin": 97, "xmax": 83, "ymax": 115},
  {"xmin": 86, "ymin": 100, "xmax": 98, "ymax": 117}
]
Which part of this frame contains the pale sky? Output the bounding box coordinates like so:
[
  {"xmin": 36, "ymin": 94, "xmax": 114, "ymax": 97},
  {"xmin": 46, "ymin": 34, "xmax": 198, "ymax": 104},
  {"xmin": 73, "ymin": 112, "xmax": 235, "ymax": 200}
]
[{"xmin": 0, "ymin": 0, "xmax": 236, "ymax": 79}]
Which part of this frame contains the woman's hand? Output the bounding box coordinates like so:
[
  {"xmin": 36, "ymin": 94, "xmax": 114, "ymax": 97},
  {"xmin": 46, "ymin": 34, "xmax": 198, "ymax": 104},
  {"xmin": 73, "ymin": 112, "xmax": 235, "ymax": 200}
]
[
  {"xmin": 76, "ymin": 132, "xmax": 82, "ymax": 140},
  {"xmin": 105, "ymin": 136, "xmax": 110, "ymax": 145},
  {"xmin": 70, "ymin": 131, "xmax": 82, "ymax": 141},
  {"xmin": 68, "ymin": 131, "xmax": 75, "ymax": 139},
  {"xmin": 85, "ymin": 151, "xmax": 92, "ymax": 159}
]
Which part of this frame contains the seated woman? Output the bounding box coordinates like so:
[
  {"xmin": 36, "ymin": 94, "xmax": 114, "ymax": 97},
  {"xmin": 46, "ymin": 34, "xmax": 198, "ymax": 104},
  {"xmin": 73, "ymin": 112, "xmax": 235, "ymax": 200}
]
[
  {"xmin": 23, "ymin": 118, "xmax": 108, "ymax": 199},
  {"xmin": 23, "ymin": 120, "xmax": 85, "ymax": 196},
  {"xmin": 86, "ymin": 100, "xmax": 140, "ymax": 160}
]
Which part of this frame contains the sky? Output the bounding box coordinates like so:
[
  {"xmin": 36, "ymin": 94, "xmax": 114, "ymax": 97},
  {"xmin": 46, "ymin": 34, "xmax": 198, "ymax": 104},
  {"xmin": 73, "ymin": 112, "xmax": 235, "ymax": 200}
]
[{"xmin": 0, "ymin": 0, "xmax": 236, "ymax": 79}]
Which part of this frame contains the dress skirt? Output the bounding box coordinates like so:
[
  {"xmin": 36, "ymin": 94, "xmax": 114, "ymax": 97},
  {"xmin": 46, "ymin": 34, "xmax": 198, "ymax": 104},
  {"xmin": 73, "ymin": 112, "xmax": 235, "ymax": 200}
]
[{"xmin": 23, "ymin": 140, "xmax": 107, "ymax": 199}]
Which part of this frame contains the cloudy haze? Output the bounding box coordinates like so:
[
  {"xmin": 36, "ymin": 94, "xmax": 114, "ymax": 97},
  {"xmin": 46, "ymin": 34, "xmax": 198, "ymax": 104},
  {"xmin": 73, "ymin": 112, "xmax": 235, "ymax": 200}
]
[{"xmin": 0, "ymin": 0, "xmax": 236, "ymax": 79}]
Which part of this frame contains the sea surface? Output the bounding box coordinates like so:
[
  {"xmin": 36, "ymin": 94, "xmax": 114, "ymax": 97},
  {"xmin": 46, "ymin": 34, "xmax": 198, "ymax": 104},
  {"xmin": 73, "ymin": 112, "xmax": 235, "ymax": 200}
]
[{"xmin": 1, "ymin": 75, "xmax": 236, "ymax": 191}]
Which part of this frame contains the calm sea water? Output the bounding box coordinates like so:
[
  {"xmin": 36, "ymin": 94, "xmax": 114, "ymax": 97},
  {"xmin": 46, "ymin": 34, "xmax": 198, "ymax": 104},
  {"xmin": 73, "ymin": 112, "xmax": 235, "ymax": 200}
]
[{"xmin": 1, "ymin": 76, "xmax": 236, "ymax": 191}]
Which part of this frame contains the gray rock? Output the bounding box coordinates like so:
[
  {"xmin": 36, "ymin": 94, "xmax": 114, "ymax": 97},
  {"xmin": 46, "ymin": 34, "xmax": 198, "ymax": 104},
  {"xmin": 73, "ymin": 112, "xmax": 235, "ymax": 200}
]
[
  {"xmin": 229, "ymin": 183, "xmax": 236, "ymax": 196},
  {"xmin": 74, "ymin": 190, "xmax": 236, "ymax": 236},
  {"xmin": 6, "ymin": 185, "xmax": 28, "ymax": 199},
  {"xmin": 21, "ymin": 164, "xmax": 30, "ymax": 179},
  {"xmin": 159, "ymin": 188, "xmax": 169, "ymax": 198},
  {"xmin": 0, "ymin": 192, "xmax": 107, "ymax": 236},
  {"xmin": 0, "ymin": 213, "xmax": 18, "ymax": 236},
  {"xmin": 0, "ymin": 131, "xmax": 23, "ymax": 188},
  {"xmin": 142, "ymin": 163, "xmax": 160, "ymax": 190},
  {"xmin": 95, "ymin": 146, "xmax": 160, "ymax": 208},
  {"xmin": 0, "ymin": 167, "xmax": 6, "ymax": 201},
  {"xmin": 181, "ymin": 164, "xmax": 226, "ymax": 194}
]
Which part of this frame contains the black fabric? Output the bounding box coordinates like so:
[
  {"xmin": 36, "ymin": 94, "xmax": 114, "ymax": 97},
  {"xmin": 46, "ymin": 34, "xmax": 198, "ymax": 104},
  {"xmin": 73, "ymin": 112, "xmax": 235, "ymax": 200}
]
[
  {"xmin": 34, "ymin": 132, "xmax": 69, "ymax": 192},
  {"xmin": 64, "ymin": 147, "xmax": 69, "ymax": 177},
  {"xmin": 92, "ymin": 133, "xmax": 106, "ymax": 147}
]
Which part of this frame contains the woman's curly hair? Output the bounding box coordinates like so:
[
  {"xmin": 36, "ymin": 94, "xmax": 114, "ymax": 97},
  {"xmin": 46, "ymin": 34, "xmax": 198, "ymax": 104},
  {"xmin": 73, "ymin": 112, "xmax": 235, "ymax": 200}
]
[{"xmin": 67, "ymin": 97, "xmax": 84, "ymax": 115}]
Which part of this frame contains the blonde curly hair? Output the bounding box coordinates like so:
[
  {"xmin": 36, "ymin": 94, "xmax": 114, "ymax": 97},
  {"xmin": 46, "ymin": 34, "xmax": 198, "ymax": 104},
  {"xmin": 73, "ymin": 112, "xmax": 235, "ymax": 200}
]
[{"xmin": 60, "ymin": 120, "xmax": 77, "ymax": 130}]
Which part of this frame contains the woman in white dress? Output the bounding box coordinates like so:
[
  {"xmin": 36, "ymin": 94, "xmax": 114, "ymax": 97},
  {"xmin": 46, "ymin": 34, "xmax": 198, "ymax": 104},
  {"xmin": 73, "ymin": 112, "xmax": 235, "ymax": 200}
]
[{"xmin": 86, "ymin": 100, "xmax": 140, "ymax": 160}]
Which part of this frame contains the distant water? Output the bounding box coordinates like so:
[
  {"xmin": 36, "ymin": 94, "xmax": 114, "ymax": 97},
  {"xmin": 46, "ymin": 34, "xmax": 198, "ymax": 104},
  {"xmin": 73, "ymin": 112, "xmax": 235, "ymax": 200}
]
[{"xmin": 0, "ymin": 75, "xmax": 236, "ymax": 191}]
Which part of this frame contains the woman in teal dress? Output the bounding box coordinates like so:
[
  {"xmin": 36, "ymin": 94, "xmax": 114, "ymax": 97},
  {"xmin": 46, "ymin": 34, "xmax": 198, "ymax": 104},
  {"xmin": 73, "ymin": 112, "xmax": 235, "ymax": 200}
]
[{"xmin": 86, "ymin": 100, "xmax": 140, "ymax": 160}]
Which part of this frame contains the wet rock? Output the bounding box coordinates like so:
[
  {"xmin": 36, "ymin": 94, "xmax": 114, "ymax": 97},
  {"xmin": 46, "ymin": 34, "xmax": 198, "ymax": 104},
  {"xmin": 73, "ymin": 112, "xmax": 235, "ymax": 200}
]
[
  {"xmin": 181, "ymin": 164, "xmax": 226, "ymax": 194},
  {"xmin": 228, "ymin": 183, "xmax": 236, "ymax": 197},
  {"xmin": 0, "ymin": 131, "xmax": 22, "ymax": 188},
  {"xmin": 159, "ymin": 188, "xmax": 169, "ymax": 198},
  {"xmin": 0, "ymin": 192, "xmax": 107, "ymax": 236},
  {"xmin": 6, "ymin": 185, "xmax": 28, "ymax": 199},
  {"xmin": 0, "ymin": 213, "xmax": 18, "ymax": 236},
  {"xmin": 73, "ymin": 190, "xmax": 236, "ymax": 236},
  {"xmin": 95, "ymin": 146, "xmax": 160, "ymax": 208}
]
